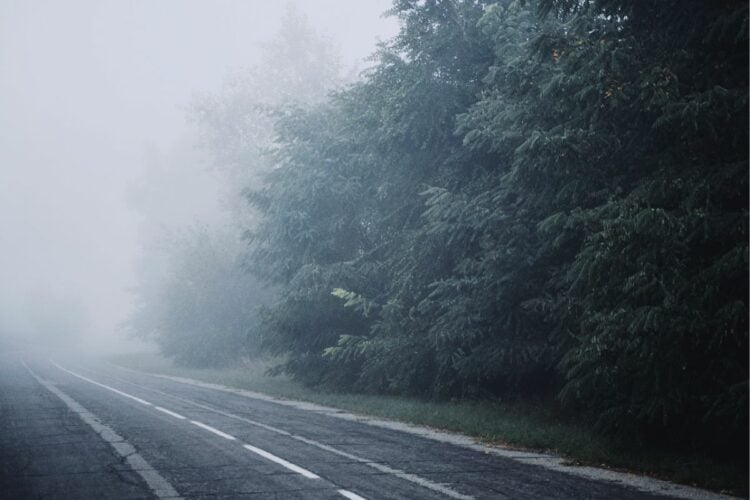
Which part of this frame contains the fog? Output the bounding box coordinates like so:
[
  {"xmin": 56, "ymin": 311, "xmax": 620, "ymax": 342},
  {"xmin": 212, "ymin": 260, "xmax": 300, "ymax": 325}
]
[
  {"xmin": 0, "ymin": 0, "xmax": 397, "ymax": 353},
  {"xmin": 0, "ymin": 3, "xmax": 745, "ymax": 492}
]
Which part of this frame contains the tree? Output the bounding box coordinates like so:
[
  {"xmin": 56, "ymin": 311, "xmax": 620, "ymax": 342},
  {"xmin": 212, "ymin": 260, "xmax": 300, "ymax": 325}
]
[
  {"xmin": 457, "ymin": 0, "xmax": 748, "ymax": 449},
  {"xmin": 248, "ymin": 0, "xmax": 748, "ymax": 457},
  {"xmin": 128, "ymin": 7, "xmax": 344, "ymax": 367},
  {"xmin": 248, "ymin": 0, "xmax": 502, "ymax": 394},
  {"xmin": 130, "ymin": 226, "xmax": 272, "ymax": 367},
  {"xmin": 533, "ymin": 0, "xmax": 749, "ymax": 451},
  {"xmin": 190, "ymin": 5, "xmax": 343, "ymax": 227}
]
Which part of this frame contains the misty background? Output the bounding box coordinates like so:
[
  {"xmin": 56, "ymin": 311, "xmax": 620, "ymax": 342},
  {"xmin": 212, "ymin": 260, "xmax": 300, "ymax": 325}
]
[{"xmin": 0, "ymin": 0, "xmax": 397, "ymax": 351}]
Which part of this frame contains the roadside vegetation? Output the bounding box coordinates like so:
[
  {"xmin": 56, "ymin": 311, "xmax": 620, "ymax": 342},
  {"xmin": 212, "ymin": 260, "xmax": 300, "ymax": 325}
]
[
  {"xmin": 111, "ymin": 352, "xmax": 746, "ymax": 495},
  {"xmin": 127, "ymin": 0, "xmax": 748, "ymax": 494}
]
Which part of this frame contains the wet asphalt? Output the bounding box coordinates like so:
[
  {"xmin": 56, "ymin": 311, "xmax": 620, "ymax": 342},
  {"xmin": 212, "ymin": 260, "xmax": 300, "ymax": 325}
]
[{"xmin": 0, "ymin": 352, "xmax": 704, "ymax": 499}]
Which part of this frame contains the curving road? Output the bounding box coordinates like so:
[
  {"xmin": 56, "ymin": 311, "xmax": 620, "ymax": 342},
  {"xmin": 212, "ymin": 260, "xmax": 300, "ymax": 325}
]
[{"xmin": 0, "ymin": 353, "xmax": 727, "ymax": 499}]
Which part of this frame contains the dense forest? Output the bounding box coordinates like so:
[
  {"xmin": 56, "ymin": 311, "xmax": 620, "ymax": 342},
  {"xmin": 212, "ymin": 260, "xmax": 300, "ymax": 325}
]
[{"xmin": 131, "ymin": 0, "xmax": 748, "ymax": 459}]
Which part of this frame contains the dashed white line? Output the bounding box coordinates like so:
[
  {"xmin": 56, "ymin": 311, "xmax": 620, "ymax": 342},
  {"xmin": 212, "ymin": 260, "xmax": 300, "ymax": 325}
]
[
  {"xmin": 22, "ymin": 361, "xmax": 182, "ymax": 499},
  {"xmin": 51, "ymin": 361, "xmax": 153, "ymax": 406},
  {"xmin": 291, "ymin": 432, "xmax": 472, "ymax": 499},
  {"xmin": 155, "ymin": 406, "xmax": 186, "ymax": 420},
  {"xmin": 160, "ymin": 394, "xmax": 469, "ymax": 498},
  {"xmin": 242, "ymin": 444, "xmax": 319, "ymax": 479},
  {"xmin": 83, "ymin": 367, "xmax": 472, "ymax": 499},
  {"xmin": 50, "ymin": 361, "xmax": 325, "ymax": 484},
  {"xmin": 338, "ymin": 489, "xmax": 367, "ymax": 500},
  {"xmin": 189, "ymin": 420, "xmax": 236, "ymax": 440}
]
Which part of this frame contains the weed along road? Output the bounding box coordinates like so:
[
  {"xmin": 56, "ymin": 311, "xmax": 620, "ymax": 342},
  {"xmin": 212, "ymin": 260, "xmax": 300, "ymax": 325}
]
[{"xmin": 0, "ymin": 355, "xmax": 730, "ymax": 500}]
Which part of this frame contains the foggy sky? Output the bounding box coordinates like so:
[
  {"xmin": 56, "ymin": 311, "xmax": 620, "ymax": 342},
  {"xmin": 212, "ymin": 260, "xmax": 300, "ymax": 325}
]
[{"xmin": 0, "ymin": 0, "xmax": 397, "ymax": 350}]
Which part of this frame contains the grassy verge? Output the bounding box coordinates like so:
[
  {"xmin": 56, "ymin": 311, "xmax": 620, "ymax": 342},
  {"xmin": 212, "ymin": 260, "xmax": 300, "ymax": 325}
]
[{"xmin": 108, "ymin": 352, "xmax": 746, "ymax": 496}]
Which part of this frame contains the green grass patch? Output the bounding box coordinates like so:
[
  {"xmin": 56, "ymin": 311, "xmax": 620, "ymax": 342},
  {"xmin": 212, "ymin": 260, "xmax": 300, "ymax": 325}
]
[{"xmin": 108, "ymin": 352, "xmax": 746, "ymax": 496}]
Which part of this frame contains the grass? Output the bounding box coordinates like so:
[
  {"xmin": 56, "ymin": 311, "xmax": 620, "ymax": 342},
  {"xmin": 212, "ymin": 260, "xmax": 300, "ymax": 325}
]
[{"xmin": 109, "ymin": 352, "xmax": 747, "ymax": 496}]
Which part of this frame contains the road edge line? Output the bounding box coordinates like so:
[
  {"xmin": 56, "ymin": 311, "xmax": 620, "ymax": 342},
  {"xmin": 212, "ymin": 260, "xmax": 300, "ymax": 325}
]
[
  {"xmin": 109, "ymin": 362, "xmax": 732, "ymax": 500},
  {"xmin": 21, "ymin": 360, "xmax": 182, "ymax": 499}
]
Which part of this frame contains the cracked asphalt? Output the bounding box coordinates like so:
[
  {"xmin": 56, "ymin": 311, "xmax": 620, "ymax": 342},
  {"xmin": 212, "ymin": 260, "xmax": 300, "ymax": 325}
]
[{"xmin": 0, "ymin": 352, "xmax": 718, "ymax": 499}]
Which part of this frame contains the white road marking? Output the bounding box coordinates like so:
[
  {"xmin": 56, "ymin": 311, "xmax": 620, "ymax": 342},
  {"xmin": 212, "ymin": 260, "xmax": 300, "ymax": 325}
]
[
  {"xmin": 174, "ymin": 400, "xmax": 469, "ymax": 498},
  {"xmin": 89, "ymin": 369, "xmax": 473, "ymax": 499},
  {"xmin": 189, "ymin": 420, "xmax": 236, "ymax": 440},
  {"xmin": 117, "ymin": 366, "xmax": 731, "ymax": 500},
  {"xmin": 51, "ymin": 361, "xmax": 153, "ymax": 406},
  {"xmin": 21, "ymin": 361, "xmax": 182, "ymax": 499},
  {"xmin": 338, "ymin": 489, "xmax": 368, "ymax": 500},
  {"xmin": 155, "ymin": 406, "xmax": 186, "ymax": 420},
  {"xmin": 108, "ymin": 362, "xmax": 738, "ymax": 500},
  {"xmin": 52, "ymin": 362, "xmax": 327, "ymax": 483},
  {"xmin": 242, "ymin": 444, "xmax": 319, "ymax": 479},
  {"xmin": 293, "ymin": 434, "xmax": 472, "ymax": 499}
]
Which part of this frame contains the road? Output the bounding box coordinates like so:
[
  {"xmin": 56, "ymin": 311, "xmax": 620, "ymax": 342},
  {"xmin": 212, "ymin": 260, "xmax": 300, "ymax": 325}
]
[{"xmin": 0, "ymin": 353, "xmax": 727, "ymax": 499}]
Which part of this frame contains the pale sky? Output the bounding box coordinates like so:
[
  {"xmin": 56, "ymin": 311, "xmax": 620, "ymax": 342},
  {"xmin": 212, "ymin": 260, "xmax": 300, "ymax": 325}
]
[{"xmin": 0, "ymin": 0, "xmax": 397, "ymax": 348}]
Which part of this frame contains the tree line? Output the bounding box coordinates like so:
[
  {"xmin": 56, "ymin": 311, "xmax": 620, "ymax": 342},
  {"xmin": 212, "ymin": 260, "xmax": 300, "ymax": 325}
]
[{"xmin": 132, "ymin": 0, "xmax": 748, "ymax": 457}]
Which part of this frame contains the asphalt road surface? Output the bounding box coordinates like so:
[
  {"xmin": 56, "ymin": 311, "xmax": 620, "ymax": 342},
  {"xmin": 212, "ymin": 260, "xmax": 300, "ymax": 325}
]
[{"xmin": 0, "ymin": 353, "xmax": 726, "ymax": 499}]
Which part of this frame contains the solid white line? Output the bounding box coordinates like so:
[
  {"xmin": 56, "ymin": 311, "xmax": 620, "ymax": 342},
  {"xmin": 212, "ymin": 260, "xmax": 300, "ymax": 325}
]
[
  {"xmin": 155, "ymin": 406, "xmax": 186, "ymax": 420},
  {"xmin": 338, "ymin": 489, "xmax": 368, "ymax": 500},
  {"xmin": 189, "ymin": 420, "xmax": 236, "ymax": 440},
  {"xmin": 242, "ymin": 444, "xmax": 319, "ymax": 479},
  {"xmin": 51, "ymin": 361, "xmax": 152, "ymax": 406},
  {"xmin": 21, "ymin": 361, "xmax": 182, "ymax": 499}
]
